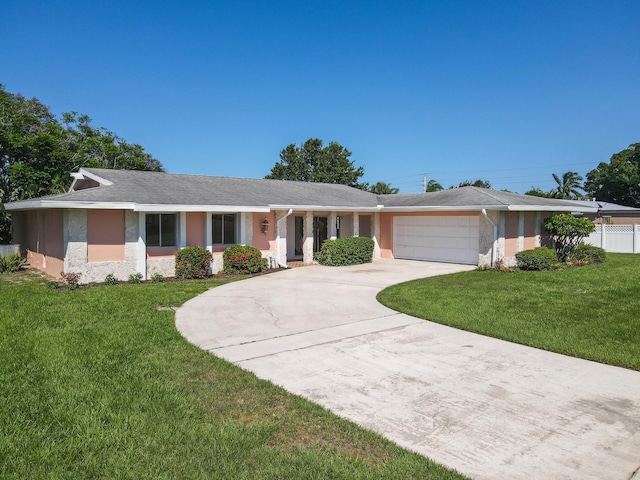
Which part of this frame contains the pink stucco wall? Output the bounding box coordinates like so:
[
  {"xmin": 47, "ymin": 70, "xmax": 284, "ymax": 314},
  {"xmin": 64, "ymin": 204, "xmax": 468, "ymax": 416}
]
[
  {"xmin": 504, "ymin": 212, "xmax": 519, "ymax": 257},
  {"xmin": 523, "ymin": 213, "xmax": 537, "ymax": 250},
  {"xmin": 87, "ymin": 210, "xmax": 125, "ymax": 262},
  {"xmin": 186, "ymin": 212, "xmax": 205, "ymax": 247},
  {"xmin": 253, "ymin": 212, "xmax": 276, "ymax": 252},
  {"xmin": 147, "ymin": 247, "xmax": 177, "ymax": 258},
  {"xmin": 22, "ymin": 210, "xmax": 64, "ymax": 278}
]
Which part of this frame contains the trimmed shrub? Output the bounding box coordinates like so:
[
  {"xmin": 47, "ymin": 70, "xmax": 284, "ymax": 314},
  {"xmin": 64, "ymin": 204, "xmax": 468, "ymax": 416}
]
[
  {"xmin": 0, "ymin": 253, "xmax": 27, "ymax": 273},
  {"xmin": 104, "ymin": 273, "xmax": 118, "ymax": 285},
  {"xmin": 151, "ymin": 273, "xmax": 166, "ymax": 283},
  {"xmin": 128, "ymin": 273, "xmax": 143, "ymax": 284},
  {"xmin": 315, "ymin": 236, "xmax": 374, "ymax": 266},
  {"xmin": 515, "ymin": 246, "xmax": 558, "ymax": 271},
  {"xmin": 571, "ymin": 243, "xmax": 605, "ymax": 265},
  {"xmin": 223, "ymin": 245, "xmax": 268, "ymax": 274},
  {"xmin": 175, "ymin": 245, "xmax": 213, "ymax": 279}
]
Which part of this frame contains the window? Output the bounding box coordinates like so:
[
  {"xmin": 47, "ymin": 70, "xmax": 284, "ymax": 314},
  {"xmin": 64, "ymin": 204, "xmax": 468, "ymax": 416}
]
[
  {"xmin": 212, "ymin": 214, "xmax": 236, "ymax": 244},
  {"xmin": 146, "ymin": 213, "xmax": 177, "ymax": 247}
]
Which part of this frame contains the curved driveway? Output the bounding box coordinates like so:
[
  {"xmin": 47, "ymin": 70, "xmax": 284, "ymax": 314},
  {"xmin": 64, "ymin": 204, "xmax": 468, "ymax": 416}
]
[{"xmin": 176, "ymin": 259, "xmax": 640, "ymax": 480}]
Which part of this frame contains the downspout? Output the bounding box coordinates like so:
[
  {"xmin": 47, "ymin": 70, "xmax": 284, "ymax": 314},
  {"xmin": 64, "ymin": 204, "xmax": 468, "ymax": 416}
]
[
  {"xmin": 276, "ymin": 209, "xmax": 293, "ymax": 269},
  {"xmin": 481, "ymin": 209, "xmax": 498, "ymax": 266}
]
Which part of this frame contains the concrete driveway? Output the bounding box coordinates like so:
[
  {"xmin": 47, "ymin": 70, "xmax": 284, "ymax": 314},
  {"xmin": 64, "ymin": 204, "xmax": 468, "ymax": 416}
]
[{"xmin": 176, "ymin": 259, "xmax": 640, "ymax": 480}]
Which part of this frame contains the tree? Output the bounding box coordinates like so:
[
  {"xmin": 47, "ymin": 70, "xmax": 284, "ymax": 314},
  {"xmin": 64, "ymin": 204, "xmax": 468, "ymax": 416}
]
[
  {"xmin": 551, "ymin": 171, "xmax": 584, "ymax": 199},
  {"xmin": 543, "ymin": 214, "xmax": 595, "ymax": 262},
  {"xmin": 584, "ymin": 143, "xmax": 640, "ymax": 206},
  {"xmin": 265, "ymin": 138, "xmax": 365, "ymax": 187},
  {"xmin": 425, "ymin": 179, "xmax": 444, "ymax": 192},
  {"xmin": 0, "ymin": 83, "xmax": 163, "ymax": 243},
  {"xmin": 452, "ymin": 179, "xmax": 492, "ymax": 189},
  {"xmin": 524, "ymin": 187, "xmax": 553, "ymax": 198},
  {"xmin": 368, "ymin": 181, "xmax": 399, "ymax": 194}
]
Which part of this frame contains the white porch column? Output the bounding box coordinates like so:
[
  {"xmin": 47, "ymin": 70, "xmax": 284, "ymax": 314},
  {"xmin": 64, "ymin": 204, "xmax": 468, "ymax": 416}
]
[
  {"xmin": 303, "ymin": 211, "xmax": 314, "ymax": 264},
  {"xmin": 353, "ymin": 212, "xmax": 360, "ymax": 237},
  {"xmin": 275, "ymin": 210, "xmax": 289, "ymax": 266},
  {"xmin": 517, "ymin": 212, "xmax": 524, "ymax": 252},
  {"xmin": 137, "ymin": 212, "xmax": 147, "ymax": 280},
  {"xmin": 372, "ymin": 212, "xmax": 381, "ymax": 259},
  {"xmin": 239, "ymin": 213, "xmax": 247, "ymax": 245},
  {"xmin": 329, "ymin": 212, "xmax": 338, "ymax": 240},
  {"xmin": 205, "ymin": 213, "xmax": 212, "ymax": 251},
  {"xmin": 244, "ymin": 213, "xmax": 253, "ymax": 246},
  {"xmin": 179, "ymin": 212, "xmax": 187, "ymax": 249}
]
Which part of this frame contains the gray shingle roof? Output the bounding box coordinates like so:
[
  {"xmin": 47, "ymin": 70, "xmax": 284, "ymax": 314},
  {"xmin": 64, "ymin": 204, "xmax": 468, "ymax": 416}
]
[
  {"xmin": 16, "ymin": 168, "xmax": 380, "ymax": 209},
  {"xmin": 4, "ymin": 169, "xmax": 596, "ymax": 213},
  {"xmin": 377, "ymin": 186, "xmax": 588, "ymax": 210}
]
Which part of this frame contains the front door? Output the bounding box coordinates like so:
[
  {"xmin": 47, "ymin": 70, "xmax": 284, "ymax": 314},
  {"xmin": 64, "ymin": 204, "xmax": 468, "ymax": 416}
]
[
  {"xmin": 314, "ymin": 216, "xmax": 328, "ymax": 253},
  {"xmin": 294, "ymin": 216, "xmax": 304, "ymax": 258}
]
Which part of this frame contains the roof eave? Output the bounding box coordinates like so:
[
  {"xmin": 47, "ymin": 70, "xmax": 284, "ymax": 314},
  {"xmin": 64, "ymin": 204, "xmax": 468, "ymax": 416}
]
[{"xmin": 268, "ymin": 204, "xmax": 380, "ymax": 212}]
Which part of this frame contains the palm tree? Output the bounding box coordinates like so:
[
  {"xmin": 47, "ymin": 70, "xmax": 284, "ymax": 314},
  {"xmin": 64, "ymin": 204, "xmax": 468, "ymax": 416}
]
[
  {"xmin": 369, "ymin": 181, "xmax": 399, "ymax": 194},
  {"xmin": 551, "ymin": 172, "xmax": 584, "ymax": 199}
]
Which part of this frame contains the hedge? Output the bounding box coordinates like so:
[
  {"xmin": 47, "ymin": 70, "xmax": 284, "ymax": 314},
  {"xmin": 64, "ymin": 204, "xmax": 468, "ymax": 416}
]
[
  {"xmin": 515, "ymin": 246, "xmax": 558, "ymax": 271},
  {"xmin": 315, "ymin": 236, "xmax": 374, "ymax": 266}
]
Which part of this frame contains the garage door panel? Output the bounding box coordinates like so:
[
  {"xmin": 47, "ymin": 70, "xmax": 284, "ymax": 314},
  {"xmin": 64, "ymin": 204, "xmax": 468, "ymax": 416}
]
[{"xmin": 393, "ymin": 216, "xmax": 479, "ymax": 265}]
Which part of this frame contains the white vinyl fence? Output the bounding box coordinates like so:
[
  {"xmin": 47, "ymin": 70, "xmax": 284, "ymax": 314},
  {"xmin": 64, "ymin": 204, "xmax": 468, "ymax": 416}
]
[{"xmin": 585, "ymin": 224, "xmax": 640, "ymax": 253}]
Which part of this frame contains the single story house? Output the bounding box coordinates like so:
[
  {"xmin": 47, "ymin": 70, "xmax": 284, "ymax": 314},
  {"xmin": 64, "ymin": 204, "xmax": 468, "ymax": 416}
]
[{"xmin": 4, "ymin": 168, "xmax": 597, "ymax": 283}]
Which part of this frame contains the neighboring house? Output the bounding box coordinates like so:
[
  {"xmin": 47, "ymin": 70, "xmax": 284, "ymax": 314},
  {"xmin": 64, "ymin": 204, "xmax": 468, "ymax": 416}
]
[
  {"xmin": 3, "ymin": 168, "xmax": 596, "ymax": 283},
  {"xmin": 570, "ymin": 200, "xmax": 640, "ymax": 225}
]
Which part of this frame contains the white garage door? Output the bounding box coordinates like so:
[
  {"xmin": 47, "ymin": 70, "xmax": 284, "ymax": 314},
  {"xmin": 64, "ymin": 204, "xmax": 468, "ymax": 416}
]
[{"xmin": 393, "ymin": 216, "xmax": 479, "ymax": 264}]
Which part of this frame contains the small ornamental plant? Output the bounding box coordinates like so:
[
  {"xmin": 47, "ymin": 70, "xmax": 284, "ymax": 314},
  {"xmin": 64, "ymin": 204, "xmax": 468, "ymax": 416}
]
[
  {"xmin": 175, "ymin": 245, "xmax": 212, "ymax": 279},
  {"xmin": 104, "ymin": 273, "xmax": 118, "ymax": 285},
  {"xmin": 223, "ymin": 245, "xmax": 268, "ymax": 274},
  {"xmin": 128, "ymin": 273, "xmax": 143, "ymax": 284},
  {"xmin": 60, "ymin": 272, "xmax": 80, "ymax": 290}
]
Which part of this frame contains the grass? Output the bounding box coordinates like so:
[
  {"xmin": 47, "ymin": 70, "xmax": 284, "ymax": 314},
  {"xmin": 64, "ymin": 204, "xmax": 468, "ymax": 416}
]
[
  {"xmin": 0, "ymin": 270, "xmax": 466, "ymax": 480},
  {"xmin": 378, "ymin": 253, "xmax": 640, "ymax": 371}
]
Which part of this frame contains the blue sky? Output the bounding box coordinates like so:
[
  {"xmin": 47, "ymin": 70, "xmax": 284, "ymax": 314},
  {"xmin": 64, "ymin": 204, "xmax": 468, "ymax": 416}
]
[{"xmin": 2, "ymin": 0, "xmax": 638, "ymax": 193}]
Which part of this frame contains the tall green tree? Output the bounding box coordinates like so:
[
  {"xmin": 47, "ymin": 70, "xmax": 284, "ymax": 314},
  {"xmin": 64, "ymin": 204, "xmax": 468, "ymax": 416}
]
[
  {"xmin": 368, "ymin": 181, "xmax": 399, "ymax": 194},
  {"xmin": 551, "ymin": 171, "xmax": 584, "ymax": 199},
  {"xmin": 585, "ymin": 143, "xmax": 640, "ymax": 206},
  {"xmin": 0, "ymin": 84, "xmax": 163, "ymax": 243},
  {"xmin": 265, "ymin": 138, "xmax": 365, "ymax": 187},
  {"xmin": 524, "ymin": 187, "xmax": 553, "ymax": 198}
]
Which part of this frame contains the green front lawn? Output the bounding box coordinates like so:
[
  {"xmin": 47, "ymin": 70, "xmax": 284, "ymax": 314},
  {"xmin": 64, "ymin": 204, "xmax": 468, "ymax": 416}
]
[
  {"xmin": 378, "ymin": 253, "xmax": 640, "ymax": 371},
  {"xmin": 0, "ymin": 272, "xmax": 465, "ymax": 480}
]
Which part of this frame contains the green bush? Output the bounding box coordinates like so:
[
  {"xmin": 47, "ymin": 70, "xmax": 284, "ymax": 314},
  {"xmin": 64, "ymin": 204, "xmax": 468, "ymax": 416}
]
[
  {"xmin": 151, "ymin": 273, "xmax": 166, "ymax": 283},
  {"xmin": 0, "ymin": 253, "xmax": 27, "ymax": 273},
  {"xmin": 175, "ymin": 246, "xmax": 213, "ymax": 279},
  {"xmin": 223, "ymin": 245, "xmax": 268, "ymax": 274},
  {"xmin": 515, "ymin": 247, "xmax": 558, "ymax": 271},
  {"xmin": 315, "ymin": 236, "xmax": 374, "ymax": 266},
  {"xmin": 128, "ymin": 273, "xmax": 143, "ymax": 284},
  {"xmin": 571, "ymin": 243, "xmax": 606, "ymax": 264},
  {"xmin": 104, "ymin": 273, "xmax": 118, "ymax": 285}
]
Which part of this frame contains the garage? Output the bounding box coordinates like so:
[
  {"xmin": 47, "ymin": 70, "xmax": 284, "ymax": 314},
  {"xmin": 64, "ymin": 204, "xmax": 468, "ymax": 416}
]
[{"xmin": 393, "ymin": 215, "xmax": 479, "ymax": 264}]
